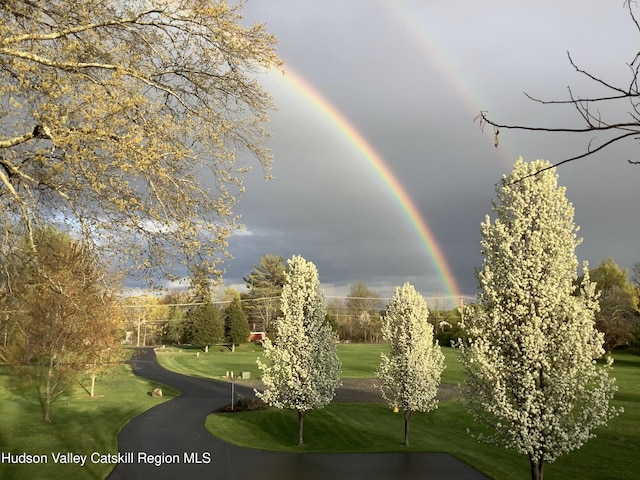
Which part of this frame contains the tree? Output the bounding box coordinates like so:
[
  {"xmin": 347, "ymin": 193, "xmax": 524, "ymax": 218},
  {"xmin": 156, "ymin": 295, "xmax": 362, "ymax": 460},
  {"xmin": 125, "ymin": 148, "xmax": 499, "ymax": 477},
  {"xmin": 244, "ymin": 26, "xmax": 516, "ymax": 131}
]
[
  {"xmin": 587, "ymin": 258, "xmax": 639, "ymax": 351},
  {"xmin": 0, "ymin": 1, "xmax": 282, "ymax": 283},
  {"xmin": 346, "ymin": 281, "xmax": 382, "ymax": 342},
  {"xmin": 457, "ymin": 158, "xmax": 621, "ymax": 480},
  {"xmin": 182, "ymin": 304, "xmax": 222, "ymax": 347},
  {"xmin": 376, "ymin": 282, "xmax": 445, "ymax": 446},
  {"xmin": 158, "ymin": 290, "xmax": 192, "ymax": 345},
  {"xmin": 182, "ymin": 266, "xmax": 223, "ymax": 347},
  {"xmin": 631, "ymin": 262, "xmax": 640, "ymax": 288},
  {"xmin": 3, "ymin": 228, "xmax": 121, "ymax": 422},
  {"xmin": 256, "ymin": 255, "xmax": 341, "ymax": 446},
  {"xmin": 121, "ymin": 294, "xmax": 167, "ymax": 346},
  {"xmin": 243, "ymin": 254, "xmax": 287, "ymax": 333},
  {"xmin": 224, "ymin": 290, "xmax": 249, "ymax": 351},
  {"xmin": 477, "ymin": 2, "xmax": 640, "ymax": 175}
]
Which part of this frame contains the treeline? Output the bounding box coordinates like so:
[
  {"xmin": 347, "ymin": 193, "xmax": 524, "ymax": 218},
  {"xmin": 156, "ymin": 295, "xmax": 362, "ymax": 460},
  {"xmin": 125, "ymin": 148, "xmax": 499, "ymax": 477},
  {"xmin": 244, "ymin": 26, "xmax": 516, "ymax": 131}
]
[
  {"xmin": 122, "ymin": 268, "xmax": 249, "ymax": 350},
  {"xmin": 126, "ymin": 253, "xmax": 640, "ymax": 353}
]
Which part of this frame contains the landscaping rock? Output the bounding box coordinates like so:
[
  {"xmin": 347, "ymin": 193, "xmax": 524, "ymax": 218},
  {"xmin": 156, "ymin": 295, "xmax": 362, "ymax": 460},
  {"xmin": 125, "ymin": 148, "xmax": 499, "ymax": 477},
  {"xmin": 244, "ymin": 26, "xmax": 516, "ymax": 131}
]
[{"xmin": 152, "ymin": 387, "xmax": 163, "ymax": 398}]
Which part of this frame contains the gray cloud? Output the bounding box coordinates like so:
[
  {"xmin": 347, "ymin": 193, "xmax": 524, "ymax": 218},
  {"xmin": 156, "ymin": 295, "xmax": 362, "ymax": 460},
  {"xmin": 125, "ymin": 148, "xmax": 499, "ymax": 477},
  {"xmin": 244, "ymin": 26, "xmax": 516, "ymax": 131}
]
[{"xmin": 220, "ymin": 0, "xmax": 640, "ymax": 300}]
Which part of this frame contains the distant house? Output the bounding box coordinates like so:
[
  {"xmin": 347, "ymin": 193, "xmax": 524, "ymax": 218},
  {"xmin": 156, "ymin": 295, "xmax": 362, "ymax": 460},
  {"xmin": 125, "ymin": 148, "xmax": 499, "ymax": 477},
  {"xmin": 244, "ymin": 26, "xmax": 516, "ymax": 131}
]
[{"xmin": 248, "ymin": 331, "xmax": 266, "ymax": 343}]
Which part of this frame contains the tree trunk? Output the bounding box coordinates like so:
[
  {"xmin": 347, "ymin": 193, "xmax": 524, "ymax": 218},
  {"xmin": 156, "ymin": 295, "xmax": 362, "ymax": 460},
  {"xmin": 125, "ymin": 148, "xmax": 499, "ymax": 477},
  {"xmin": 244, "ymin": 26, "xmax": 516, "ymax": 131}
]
[
  {"xmin": 298, "ymin": 410, "xmax": 305, "ymax": 446},
  {"xmin": 90, "ymin": 373, "xmax": 96, "ymax": 398},
  {"xmin": 529, "ymin": 457, "xmax": 544, "ymax": 480},
  {"xmin": 404, "ymin": 410, "xmax": 412, "ymax": 446},
  {"xmin": 43, "ymin": 357, "xmax": 54, "ymax": 422}
]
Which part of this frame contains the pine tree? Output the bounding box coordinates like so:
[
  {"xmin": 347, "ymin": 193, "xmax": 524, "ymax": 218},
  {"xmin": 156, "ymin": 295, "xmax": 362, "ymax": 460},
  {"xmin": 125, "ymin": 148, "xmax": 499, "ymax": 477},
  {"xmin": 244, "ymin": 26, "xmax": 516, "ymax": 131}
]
[
  {"xmin": 243, "ymin": 254, "xmax": 286, "ymax": 333},
  {"xmin": 457, "ymin": 158, "xmax": 621, "ymax": 480},
  {"xmin": 376, "ymin": 282, "xmax": 445, "ymax": 445},
  {"xmin": 224, "ymin": 293, "xmax": 250, "ymax": 351},
  {"xmin": 256, "ymin": 255, "xmax": 341, "ymax": 446},
  {"xmin": 182, "ymin": 266, "xmax": 223, "ymax": 347}
]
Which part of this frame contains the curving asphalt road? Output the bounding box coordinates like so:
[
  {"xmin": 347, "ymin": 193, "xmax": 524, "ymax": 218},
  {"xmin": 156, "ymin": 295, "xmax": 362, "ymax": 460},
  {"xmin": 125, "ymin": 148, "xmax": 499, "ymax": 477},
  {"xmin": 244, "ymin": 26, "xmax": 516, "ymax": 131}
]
[{"xmin": 107, "ymin": 348, "xmax": 489, "ymax": 480}]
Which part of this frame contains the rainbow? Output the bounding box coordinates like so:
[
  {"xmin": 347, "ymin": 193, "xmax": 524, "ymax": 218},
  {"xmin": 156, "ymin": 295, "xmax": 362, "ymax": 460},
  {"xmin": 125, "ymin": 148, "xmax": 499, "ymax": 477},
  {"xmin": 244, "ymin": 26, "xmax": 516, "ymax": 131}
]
[
  {"xmin": 274, "ymin": 67, "xmax": 462, "ymax": 300},
  {"xmin": 380, "ymin": 0, "xmax": 514, "ymax": 170}
]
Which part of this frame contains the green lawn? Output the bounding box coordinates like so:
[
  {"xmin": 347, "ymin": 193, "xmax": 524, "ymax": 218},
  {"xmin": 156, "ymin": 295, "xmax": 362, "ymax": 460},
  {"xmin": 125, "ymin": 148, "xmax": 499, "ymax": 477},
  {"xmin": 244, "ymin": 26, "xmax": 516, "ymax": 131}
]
[
  {"xmin": 155, "ymin": 343, "xmax": 265, "ymax": 380},
  {"xmin": 0, "ymin": 361, "xmax": 179, "ymax": 480},
  {"xmin": 205, "ymin": 350, "xmax": 640, "ymax": 480},
  {"xmin": 2, "ymin": 344, "xmax": 636, "ymax": 480},
  {"xmin": 155, "ymin": 343, "xmax": 467, "ymax": 384}
]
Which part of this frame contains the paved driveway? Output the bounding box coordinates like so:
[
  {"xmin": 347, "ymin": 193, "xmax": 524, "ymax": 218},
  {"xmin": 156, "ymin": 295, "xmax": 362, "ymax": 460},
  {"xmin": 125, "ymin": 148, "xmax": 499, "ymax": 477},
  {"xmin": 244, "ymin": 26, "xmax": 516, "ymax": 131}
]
[{"xmin": 107, "ymin": 348, "xmax": 489, "ymax": 480}]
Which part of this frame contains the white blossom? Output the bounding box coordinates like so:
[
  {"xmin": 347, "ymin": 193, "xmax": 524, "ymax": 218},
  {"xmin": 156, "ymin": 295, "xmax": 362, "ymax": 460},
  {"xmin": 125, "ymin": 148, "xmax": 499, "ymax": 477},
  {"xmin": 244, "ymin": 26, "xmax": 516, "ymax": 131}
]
[
  {"xmin": 376, "ymin": 282, "xmax": 445, "ymax": 445},
  {"xmin": 457, "ymin": 158, "xmax": 621, "ymax": 480},
  {"xmin": 256, "ymin": 255, "xmax": 341, "ymax": 445}
]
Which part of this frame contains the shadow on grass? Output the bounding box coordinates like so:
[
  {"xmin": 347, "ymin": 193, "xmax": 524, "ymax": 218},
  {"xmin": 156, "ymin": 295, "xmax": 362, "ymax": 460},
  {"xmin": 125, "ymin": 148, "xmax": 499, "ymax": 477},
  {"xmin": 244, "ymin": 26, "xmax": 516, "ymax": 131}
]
[{"xmin": 610, "ymin": 356, "xmax": 640, "ymax": 368}]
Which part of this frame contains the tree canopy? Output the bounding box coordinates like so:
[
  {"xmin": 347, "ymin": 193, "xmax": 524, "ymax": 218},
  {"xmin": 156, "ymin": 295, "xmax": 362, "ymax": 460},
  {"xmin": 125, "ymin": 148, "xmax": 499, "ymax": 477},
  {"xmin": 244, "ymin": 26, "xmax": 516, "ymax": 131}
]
[
  {"xmin": 0, "ymin": 0, "xmax": 282, "ymax": 282},
  {"xmin": 457, "ymin": 158, "xmax": 620, "ymax": 480},
  {"xmin": 243, "ymin": 254, "xmax": 286, "ymax": 333},
  {"xmin": 587, "ymin": 258, "xmax": 640, "ymax": 351},
  {"xmin": 2, "ymin": 228, "xmax": 122, "ymax": 422},
  {"xmin": 256, "ymin": 255, "xmax": 341, "ymax": 446},
  {"xmin": 224, "ymin": 290, "xmax": 249, "ymax": 349},
  {"xmin": 376, "ymin": 282, "xmax": 445, "ymax": 446},
  {"xmin": 182, "ymin": 266, "xmax": 223, "ymax": 346}
]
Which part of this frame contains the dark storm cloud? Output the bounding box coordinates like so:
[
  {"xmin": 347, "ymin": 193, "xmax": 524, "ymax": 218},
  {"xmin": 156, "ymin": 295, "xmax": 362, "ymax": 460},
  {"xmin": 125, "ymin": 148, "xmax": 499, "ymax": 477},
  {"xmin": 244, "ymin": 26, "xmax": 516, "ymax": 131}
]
[{"xmin": 222, "ymin": 0, "xmax": 639, "ymax": 299}]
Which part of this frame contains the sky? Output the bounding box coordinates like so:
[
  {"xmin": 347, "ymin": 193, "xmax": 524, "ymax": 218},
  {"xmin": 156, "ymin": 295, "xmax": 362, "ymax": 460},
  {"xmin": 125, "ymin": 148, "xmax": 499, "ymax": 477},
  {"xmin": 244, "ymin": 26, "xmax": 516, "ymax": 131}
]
[{"xmin": 214, "ymin": 0, "xmax": 639, "ymax": 304}]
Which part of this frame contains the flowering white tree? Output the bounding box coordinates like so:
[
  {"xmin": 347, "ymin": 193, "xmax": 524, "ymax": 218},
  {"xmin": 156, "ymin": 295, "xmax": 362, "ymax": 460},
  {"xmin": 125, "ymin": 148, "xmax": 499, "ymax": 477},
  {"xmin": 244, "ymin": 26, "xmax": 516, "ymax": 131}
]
[
  {"xmin": 256, "ymin": 255, "xmax": 341, "ymax": 446},
  {"xmin": 457, "ymin": 158, "xmax": 621, "ymax": 480},
  {"xmin": 376, "ymin": 282, "xmax": 445, "ymax": 446}
]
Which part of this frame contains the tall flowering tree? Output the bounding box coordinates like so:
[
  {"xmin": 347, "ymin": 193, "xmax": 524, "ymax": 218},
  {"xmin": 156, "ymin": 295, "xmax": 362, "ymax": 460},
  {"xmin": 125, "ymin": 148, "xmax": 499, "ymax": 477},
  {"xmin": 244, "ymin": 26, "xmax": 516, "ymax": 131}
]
[
  {"xmin": 376, "ymin": 282, "xmax": 445, "ymax": 446},
  {"xmin": 256, "ymin": 255, "xmax": 341, "ymax": 446},
  {"xmin": 457, "ymin": 158, "xmax": 621, "ymax": 480}
]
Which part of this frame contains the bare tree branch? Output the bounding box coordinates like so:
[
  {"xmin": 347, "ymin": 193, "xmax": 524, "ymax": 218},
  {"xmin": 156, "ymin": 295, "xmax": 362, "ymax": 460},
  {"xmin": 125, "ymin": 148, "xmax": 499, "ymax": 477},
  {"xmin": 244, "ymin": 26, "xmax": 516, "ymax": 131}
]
[{"xmin": 477, "ymin": 2, "xmax": 640, "ymax": 177}]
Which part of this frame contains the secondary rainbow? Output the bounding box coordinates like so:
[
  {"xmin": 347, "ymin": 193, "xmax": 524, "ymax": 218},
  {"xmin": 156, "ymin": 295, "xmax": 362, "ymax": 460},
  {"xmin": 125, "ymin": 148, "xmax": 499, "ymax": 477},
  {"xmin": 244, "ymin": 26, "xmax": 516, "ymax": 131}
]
[
  {"xmin": 380, "ymin": 0, "xmax": 515, "ymax": 169},
  {"xmin": 276, "ymin": 68, "xmax": 462, "ymax": 299}
]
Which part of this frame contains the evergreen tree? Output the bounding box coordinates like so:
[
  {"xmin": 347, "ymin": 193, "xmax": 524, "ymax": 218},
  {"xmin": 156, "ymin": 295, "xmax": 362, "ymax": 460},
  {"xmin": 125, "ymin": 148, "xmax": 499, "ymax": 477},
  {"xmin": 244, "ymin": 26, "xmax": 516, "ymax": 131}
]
[
  {"xmin": 243, "ymin": 254, "xmax": 286, "ymax": 333},
  {"xmin": 457, "ymin": 158, "xmax": 621, "ymax": 480},
  {"xmin": 256, "ymin": 255, "xmax": 341, "ymax": 446},
  {"xmin": 181, "ymin": 266, "xmax": 223, "ymax": 347},
  {"xmin": 182, "ymin": 303, "xmax": 222, "ymax": 347},
  {"xmin": 376, "ymin": 282, "xmax": 445, "ymax": 445},
  {"xmin": 224, "ymin": 292, "xmax": 250, "ymax": 351}
]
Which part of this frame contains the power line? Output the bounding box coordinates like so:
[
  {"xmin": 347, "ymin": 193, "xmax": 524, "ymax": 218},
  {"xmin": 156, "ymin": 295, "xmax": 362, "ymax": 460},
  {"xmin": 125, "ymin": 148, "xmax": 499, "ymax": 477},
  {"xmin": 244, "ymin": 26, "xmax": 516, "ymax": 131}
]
[{"xmin": 120, "ymin": 294, "xmax": 475, "ymax": 310}]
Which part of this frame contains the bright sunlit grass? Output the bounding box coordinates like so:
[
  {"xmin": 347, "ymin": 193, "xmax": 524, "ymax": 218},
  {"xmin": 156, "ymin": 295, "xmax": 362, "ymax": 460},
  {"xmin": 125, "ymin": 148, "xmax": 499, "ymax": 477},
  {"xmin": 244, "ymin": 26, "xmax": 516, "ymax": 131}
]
[
  {"xmin": 2, "ymin": 345, "xmax": 636, "ymax": 480},
  {"xmin": 204, "ymin": 350, "xmax": 640, "ymax": 480},
  {"xmin": 155, "ymin": 343, "xmax": 466, "ymax": 384},
  {"xmin": 0, "ymin": 360, "xmax": 179, "ymax": 480}
]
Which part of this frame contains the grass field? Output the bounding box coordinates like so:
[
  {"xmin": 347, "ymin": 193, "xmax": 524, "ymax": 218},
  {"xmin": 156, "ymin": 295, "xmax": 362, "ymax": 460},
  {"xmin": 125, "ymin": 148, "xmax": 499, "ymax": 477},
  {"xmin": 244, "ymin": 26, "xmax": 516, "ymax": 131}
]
[
  {"xmin": 155, "ymin": 343, "xmax": 266, "ymax": 380},
  {"xmin": 202, "ymin": 347, "xmax": 640, "ymax": 480},
  {"xmin": 0, "ymin": 359, "xmax": 179, "ymax": 480},
  {"xmin": 2, "ymin": 344, "xmax": 637, "ymax": 480},
  {"xmin": 155, "ymin": 343, "xmax": 468, "ymax": 384}
]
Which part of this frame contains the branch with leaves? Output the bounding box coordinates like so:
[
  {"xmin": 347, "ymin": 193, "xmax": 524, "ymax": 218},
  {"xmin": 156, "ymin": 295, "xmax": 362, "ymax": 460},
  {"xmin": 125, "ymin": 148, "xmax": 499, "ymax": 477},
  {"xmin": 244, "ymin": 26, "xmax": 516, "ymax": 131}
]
[{"xmin": 0, "ymin": 0, "xmax": 283, "ymax": 283}]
